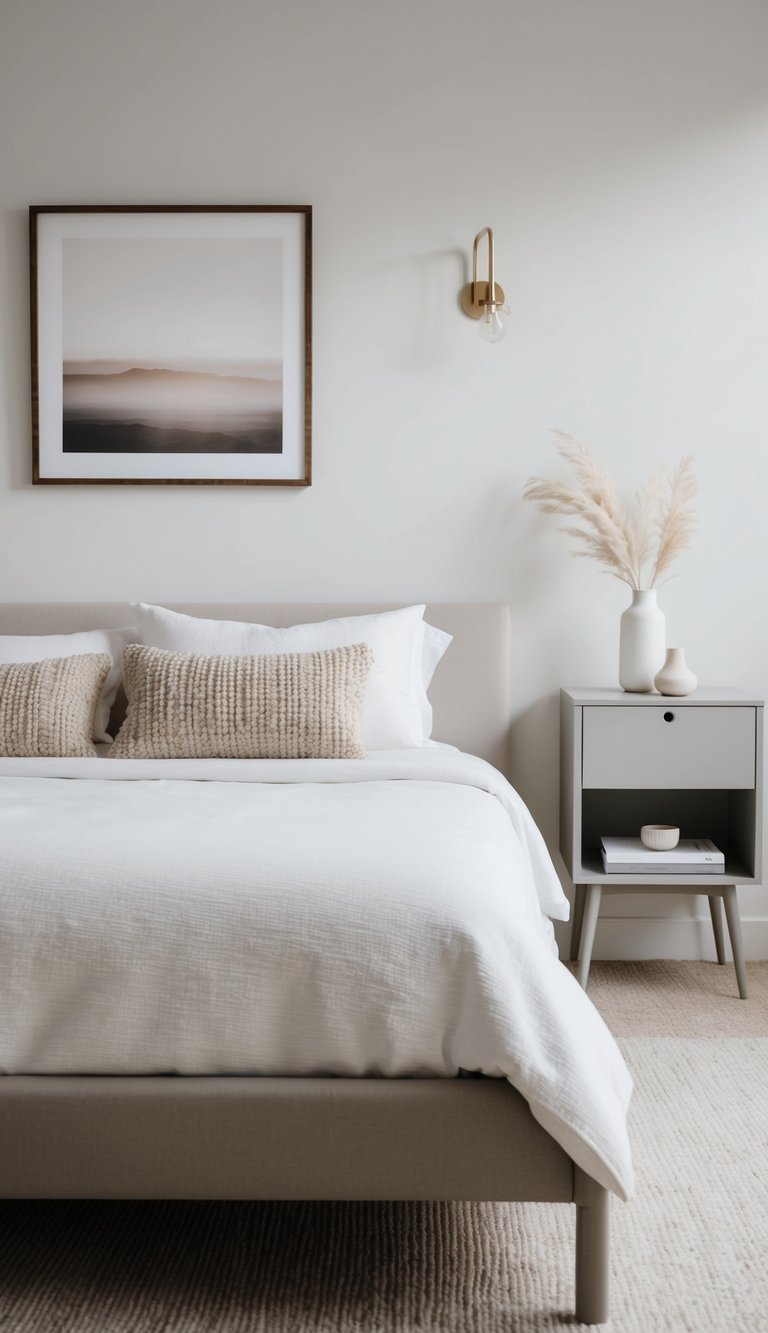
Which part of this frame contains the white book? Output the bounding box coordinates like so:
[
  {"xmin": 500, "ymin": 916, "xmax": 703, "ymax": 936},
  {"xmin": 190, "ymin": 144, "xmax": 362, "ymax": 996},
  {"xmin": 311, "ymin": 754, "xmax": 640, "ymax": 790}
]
[{"xmin": 600, "ymin": 836, "xmax": 724, "ymax": 874}]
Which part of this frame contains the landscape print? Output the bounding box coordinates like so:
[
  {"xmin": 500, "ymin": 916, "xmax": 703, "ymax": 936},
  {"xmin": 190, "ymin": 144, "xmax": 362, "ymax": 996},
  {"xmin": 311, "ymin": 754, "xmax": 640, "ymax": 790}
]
[
  {"xmin": 61, "ymin": 235, "xmax": 284, "ymax": 455},
  {"xmin": 62, "ymin": 359, "xmax": 282, "ymax": 454}
]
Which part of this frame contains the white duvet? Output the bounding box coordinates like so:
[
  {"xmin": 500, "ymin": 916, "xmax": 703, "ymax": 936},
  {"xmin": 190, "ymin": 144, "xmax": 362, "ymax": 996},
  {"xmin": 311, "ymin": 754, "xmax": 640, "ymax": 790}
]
[{"xmin": 0, "ymin": 748, "xmax": 634, "ymax": 1199}]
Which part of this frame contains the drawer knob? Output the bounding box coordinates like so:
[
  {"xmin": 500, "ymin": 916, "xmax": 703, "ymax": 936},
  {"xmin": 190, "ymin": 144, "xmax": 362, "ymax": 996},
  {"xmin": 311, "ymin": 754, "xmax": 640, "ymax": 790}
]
[{"xmin": 663, "ymin": 711, "xmax": 675, "ymax": 722}]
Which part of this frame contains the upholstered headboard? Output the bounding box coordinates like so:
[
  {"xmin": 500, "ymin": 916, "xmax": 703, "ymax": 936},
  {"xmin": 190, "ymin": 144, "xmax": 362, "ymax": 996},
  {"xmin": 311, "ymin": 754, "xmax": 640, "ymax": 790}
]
[{"xmin": 0, "ymin": 603, "xmax": 512, "ymax": 776}]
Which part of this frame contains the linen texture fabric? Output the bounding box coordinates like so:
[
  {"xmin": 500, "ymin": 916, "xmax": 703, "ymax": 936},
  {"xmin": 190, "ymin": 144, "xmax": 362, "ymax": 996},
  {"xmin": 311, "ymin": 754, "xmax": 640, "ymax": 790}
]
[
  {"xmin": 0, "ymin": 653, "xmax": 111, "ymax": 758},
  {"xmin": 0, "ymin": 746, "xmax": 632, "ymax": 1198},
  {"xmin": 110, "ymin": 643, "xmax": 373, "ymax": 760}
]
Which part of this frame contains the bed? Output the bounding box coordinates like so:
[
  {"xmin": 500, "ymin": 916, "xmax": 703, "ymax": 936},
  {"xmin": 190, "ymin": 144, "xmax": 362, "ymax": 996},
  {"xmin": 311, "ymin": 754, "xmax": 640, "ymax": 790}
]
[{"xmin": 0, "ymin": 602, "xmax": 633, "ymax": 1325}]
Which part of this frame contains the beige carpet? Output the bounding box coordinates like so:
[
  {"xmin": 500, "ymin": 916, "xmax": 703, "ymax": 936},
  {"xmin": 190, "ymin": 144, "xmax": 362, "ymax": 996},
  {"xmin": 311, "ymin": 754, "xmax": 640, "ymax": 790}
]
[
  {"xmin": 567, "ymin": 959, "xmax": 768, "ymax": 1037},
  {"xmin": 0, "ymin": 963, "xmax": 766, "ymax": 1332}
]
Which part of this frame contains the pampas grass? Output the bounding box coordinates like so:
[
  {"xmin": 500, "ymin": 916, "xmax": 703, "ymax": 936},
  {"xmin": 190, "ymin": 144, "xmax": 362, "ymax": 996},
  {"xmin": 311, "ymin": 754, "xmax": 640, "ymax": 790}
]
[{"xmin": 524, "ymin": 432, "xmax": 697, "ymax": 590}]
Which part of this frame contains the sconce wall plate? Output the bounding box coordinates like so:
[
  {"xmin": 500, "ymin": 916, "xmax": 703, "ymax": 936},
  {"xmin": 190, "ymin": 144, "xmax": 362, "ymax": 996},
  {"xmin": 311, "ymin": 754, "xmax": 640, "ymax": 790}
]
[{"xmin": 460, "ymin": 279, "xmax": 505, "ymax": 320}]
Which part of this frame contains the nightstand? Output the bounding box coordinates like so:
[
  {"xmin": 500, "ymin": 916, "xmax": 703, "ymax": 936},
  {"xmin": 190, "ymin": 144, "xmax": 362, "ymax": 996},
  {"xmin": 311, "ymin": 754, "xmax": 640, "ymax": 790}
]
[{"xmin": 559, "ymin": 688, "xmax": 764, "ymax": 999}]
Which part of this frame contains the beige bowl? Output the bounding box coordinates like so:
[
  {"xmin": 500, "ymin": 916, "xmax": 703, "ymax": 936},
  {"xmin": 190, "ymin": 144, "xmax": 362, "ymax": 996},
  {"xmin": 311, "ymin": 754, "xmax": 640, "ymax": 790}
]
[{"xmin": 640, "ymin": 824, "xmax": 680, "ymax": 852}]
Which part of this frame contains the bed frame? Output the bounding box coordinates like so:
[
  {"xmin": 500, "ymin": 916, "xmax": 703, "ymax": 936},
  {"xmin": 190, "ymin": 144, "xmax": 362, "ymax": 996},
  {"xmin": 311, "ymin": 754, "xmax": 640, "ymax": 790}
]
[{"xmin": 0, "ymin": 603, "xmax": 610, "ymax": 1324}]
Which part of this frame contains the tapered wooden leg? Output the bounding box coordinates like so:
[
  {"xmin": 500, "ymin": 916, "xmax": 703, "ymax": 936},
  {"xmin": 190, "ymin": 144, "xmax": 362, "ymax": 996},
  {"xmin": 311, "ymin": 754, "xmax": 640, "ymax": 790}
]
[
  {"xmin": 576, "ymin": 885, "xmax": 602, "ymax": 991},
  {"xmin": 570, "ymin": 884, "xmax": 587, "ymax": 962},
  {"xmin": 722, "ymin": 885, "xmax": 748, "ymax": 999},
  {"xmin": 575, "ymin": 1166, "xmax": 610, "ymax": 1325},
  {"xmin": 708, "ymin": 895, "xmax": 726, "ymax": 965}
]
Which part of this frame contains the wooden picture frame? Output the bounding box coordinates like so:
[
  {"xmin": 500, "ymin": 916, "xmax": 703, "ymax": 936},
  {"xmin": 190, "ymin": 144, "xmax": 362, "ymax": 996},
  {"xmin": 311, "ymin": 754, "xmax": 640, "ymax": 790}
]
[{"xmin": 30, "ymin": 205, "xmax": 312, "ymax": 486}]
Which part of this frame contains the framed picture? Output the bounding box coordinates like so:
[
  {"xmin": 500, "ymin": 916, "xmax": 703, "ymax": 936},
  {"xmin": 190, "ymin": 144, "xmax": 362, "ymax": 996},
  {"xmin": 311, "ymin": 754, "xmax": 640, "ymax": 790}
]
[{"xmin": 30, "ymin": 205, "xmax": 311, "ymax": 485}]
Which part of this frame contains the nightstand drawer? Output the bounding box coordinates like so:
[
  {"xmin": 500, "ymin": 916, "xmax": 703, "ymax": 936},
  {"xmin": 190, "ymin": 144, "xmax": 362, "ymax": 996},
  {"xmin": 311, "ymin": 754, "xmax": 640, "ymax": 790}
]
[{"xmin": 582, "ymin": 705, "xmax": 756, "ymax": 789}]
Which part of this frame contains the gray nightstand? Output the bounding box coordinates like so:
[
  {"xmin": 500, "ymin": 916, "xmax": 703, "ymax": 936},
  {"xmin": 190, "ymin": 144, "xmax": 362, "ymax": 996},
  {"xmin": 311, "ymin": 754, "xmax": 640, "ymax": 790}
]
[{"xmin": 559, "ymin": 688, "xmax": 764, "ymax": 999}]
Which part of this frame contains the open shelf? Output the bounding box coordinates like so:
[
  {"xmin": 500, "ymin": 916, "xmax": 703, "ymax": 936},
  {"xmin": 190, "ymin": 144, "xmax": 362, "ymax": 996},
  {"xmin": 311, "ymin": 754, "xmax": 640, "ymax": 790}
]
[{"xmin": 574, "ymin": 787, "xmax": 759, "ymax": 886}]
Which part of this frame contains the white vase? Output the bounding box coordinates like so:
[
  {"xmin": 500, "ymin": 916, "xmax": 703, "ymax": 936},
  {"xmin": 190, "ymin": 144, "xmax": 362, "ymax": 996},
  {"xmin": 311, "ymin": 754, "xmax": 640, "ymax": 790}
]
[
  {"xmin": 654, "ymin": 647, "xmax": 697, "ymax": 697},
  {"xmin": 619, "ymin": 589, "xmax": 666, "ymax": 693}
]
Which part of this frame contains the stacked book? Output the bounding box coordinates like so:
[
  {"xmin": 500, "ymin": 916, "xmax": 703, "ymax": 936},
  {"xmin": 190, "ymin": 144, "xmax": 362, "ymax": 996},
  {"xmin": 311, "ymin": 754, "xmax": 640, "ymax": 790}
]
[{"xmin": 600, "ymin": 836, "xmax": 724, "ymax": 875}]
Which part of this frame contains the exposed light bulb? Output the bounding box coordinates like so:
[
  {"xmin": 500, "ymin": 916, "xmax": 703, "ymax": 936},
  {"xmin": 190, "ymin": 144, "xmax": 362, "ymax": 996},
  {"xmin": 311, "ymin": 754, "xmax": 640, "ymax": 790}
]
[{"xmin": 478, "ymin": 305, "xmax": 505, "ymax": 343}]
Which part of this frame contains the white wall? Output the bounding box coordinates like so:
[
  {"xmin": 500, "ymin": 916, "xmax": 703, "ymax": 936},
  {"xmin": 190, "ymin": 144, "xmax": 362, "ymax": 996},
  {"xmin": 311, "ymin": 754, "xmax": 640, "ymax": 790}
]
[{"xmin": 1, "ymin": 0, "xmax": 767, "ymax": 956}]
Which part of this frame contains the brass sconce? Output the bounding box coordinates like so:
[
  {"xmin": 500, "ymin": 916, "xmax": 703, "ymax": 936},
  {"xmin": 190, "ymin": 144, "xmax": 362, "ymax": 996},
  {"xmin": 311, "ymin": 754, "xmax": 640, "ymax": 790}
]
[{"xmin": 460, "ymin": 227, "xmax": 506, "ymax": 343}]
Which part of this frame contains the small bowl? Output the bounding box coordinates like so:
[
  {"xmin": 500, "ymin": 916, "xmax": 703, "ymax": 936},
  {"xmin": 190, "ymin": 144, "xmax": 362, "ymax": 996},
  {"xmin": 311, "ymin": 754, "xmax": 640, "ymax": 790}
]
[{"xmin": 640, "ymin": 824, "xmax": 680, "ymax": 852}]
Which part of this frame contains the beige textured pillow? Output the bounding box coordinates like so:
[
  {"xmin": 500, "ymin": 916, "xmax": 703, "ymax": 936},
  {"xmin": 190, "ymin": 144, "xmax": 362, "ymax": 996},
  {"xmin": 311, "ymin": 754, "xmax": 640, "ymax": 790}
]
[
  {"xmin": 110, "ymin": 643, "xmax": 374, "ymax": 760},
  {"xmin": 0, "ymin": 653, "xmax": 112, "ymax": 758}
]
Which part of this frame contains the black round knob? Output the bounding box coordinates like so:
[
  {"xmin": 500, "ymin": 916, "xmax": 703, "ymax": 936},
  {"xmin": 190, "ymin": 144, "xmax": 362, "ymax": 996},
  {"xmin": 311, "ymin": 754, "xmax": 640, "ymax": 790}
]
[{"xmin": 663, "ymin": 711, "xmax": 674, "ymax": 722}]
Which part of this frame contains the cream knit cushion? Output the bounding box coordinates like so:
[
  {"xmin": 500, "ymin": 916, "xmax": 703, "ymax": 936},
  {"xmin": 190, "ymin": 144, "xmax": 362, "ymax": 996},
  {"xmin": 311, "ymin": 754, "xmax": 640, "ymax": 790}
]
[
  {"xmin": 0, "ymin": 653, "xmax": 111, "ymax": 758},
  {"xmin": 110, "ymin": 643, "xmax": 374, "ymax": 760},
  {"xmin": 0, "ymin": 628, "xmax": 137, "ymax": 743}
]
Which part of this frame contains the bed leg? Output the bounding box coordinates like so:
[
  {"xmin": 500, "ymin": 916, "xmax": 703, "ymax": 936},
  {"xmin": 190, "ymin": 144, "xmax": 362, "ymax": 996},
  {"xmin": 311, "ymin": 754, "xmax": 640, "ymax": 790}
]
[{"xmin": 574, "ymin": 1166, "xmax": 610, "ymax": 1325}]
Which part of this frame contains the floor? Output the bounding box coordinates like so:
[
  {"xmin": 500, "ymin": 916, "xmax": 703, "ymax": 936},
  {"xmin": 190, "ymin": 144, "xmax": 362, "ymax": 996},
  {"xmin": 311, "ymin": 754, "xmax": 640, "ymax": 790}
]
[{"xmin": 566, "ymin": 957, "xmax": 768, "ymax": 1036}]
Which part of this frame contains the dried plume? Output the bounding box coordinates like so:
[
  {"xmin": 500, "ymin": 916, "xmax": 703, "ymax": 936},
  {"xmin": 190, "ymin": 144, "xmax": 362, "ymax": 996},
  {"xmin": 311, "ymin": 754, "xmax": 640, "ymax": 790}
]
[
  {"xmin": 524, "ymin": 433, "xmax": 697, "ymax": 590},
  {"xmin": 650, "ymin": 454, "xmax": 698, "ymax": 587}
]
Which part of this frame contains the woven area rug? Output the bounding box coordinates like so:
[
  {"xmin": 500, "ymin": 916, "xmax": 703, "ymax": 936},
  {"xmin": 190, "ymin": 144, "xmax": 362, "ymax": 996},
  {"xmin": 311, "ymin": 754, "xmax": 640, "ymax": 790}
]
[{"xmin": 1, "ymin": 963, "xmax": 766, "ymax": 1332}]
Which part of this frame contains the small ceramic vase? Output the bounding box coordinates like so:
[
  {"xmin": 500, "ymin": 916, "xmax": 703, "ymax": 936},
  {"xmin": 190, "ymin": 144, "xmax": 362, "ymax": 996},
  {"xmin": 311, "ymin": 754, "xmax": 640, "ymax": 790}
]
[
  {"xmin": 619, "ymin": 589, "xmax": 666, "ymax": 693},
  {"xmin": 654, "ymin": 647, "xmax": 697, "ymax": 697}
]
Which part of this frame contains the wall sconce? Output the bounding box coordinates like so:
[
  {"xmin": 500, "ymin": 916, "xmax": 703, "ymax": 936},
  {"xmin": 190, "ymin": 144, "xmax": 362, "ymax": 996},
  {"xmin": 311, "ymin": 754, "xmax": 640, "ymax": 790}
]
[{"xmin": 460, "ymin": 227, "xmax": 506, "ymax": 343}]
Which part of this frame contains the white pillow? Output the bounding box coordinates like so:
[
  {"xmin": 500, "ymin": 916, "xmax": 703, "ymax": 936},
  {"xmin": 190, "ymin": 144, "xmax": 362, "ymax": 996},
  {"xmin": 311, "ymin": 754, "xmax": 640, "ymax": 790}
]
[
  {"xmin": 133, "ymin": 603, "xmax": 436, "ymax": 750},
  {"xmin": 417, "ymin": 620, "xmax": 453, "ymax": 738},
  {"xmin": 0, "ymin": 627, "xmax": 137, "ymax": 743}
]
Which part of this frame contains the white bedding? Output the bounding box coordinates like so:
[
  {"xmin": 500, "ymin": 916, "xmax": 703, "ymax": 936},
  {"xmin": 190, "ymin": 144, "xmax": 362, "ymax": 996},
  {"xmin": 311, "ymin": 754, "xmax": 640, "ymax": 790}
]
[{"xmin": 0, "ymin": 748, "xmax": 634, "ymax": 1199}]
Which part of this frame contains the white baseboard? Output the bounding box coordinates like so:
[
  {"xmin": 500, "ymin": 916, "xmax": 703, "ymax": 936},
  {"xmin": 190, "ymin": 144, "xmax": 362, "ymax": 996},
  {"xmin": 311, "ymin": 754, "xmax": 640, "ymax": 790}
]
[{"xmin": 553, "ymin": 916, "xmax": 768, "ymax": 962}]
